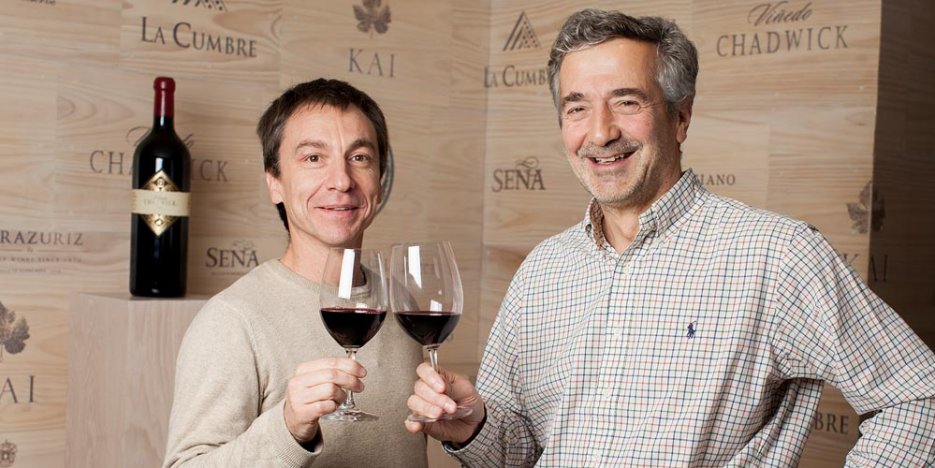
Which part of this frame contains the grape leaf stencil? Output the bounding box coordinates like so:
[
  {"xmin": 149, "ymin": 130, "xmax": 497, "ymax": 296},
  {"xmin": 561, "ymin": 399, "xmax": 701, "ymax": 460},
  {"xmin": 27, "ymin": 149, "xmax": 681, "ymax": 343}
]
[
  {"xmin": 847, "ymin": 181, "xmax": 885, "ymax": 234},
  {"xmin": 354, "ymin": 0, "xmax": 391, "ymax": 38},
  {"xmin": 0, "ymin": 302, "xmax": 29, "ymax": 362}
]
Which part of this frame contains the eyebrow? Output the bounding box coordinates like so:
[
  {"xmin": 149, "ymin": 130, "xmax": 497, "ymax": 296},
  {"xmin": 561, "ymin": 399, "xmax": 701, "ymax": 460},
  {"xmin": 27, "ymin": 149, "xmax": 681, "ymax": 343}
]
[
  {"xmin": 610, "ymin": 87, "xmax": 650, "ymax": 100},
  {"xmin": 560, "ymin": 91, "xmax": 585, "ymax": 109},
  {"xmin": 345, "ymin": 138, "xmax": 377, "ymax": 155},
  {"xmin": 293, "ymin": 138, "xmax": 377, "ymax": 154},
  {"xmin": 295, "ymin": 140, "xmax": 327, "ymax": 152},
  {"xmin": 560, "ymin": 87, "xmax": 651, "ymax": 108}
]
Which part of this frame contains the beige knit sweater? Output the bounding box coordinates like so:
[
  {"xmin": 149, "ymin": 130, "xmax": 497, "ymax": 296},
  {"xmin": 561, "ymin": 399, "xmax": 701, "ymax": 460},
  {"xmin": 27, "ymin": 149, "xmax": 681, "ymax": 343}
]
[{"xmin": 164, "ymin": 260, "xmax": 427, "ymax": 467}]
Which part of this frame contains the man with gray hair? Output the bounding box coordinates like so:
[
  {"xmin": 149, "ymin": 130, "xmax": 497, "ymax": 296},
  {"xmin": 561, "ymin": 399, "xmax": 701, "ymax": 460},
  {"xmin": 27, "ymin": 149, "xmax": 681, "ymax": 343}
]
[{"xmin": 404, "ymin": 8, "xmax": 935, "ymax": 466}]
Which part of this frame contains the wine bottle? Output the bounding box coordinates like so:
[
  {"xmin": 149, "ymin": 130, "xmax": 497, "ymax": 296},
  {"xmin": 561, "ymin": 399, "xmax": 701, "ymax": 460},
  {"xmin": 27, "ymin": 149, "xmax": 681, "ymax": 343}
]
[{"xmin": 130, "ymin": 77, "xmax": 191, "ymax": 297}]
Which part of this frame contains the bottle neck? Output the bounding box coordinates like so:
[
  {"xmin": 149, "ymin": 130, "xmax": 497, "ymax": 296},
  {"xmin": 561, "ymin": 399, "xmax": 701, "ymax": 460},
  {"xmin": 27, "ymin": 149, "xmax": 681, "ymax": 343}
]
[{"xmin": 153, "ymin": 89, "xmax": 175, "ymax": 129}]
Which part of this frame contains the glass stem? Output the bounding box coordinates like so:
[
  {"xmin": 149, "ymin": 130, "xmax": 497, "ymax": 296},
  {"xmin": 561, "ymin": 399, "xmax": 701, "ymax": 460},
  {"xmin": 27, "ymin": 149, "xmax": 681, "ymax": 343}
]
[
  {"xmin": 427, "ymin": 346, "xmax": 439, "ymax": 372},
  {"xmin": 342, "ymin": 349, "xmax": 358, "ymax": 410}
]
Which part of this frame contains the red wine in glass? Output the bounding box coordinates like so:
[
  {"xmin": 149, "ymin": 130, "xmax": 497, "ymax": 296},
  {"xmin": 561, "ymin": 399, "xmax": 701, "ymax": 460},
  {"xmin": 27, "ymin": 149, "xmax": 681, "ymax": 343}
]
[
  {"xmin": 389, "ymin": 241, "xmax": 472, "ymax": 422},
  {"xmin": 319, "ymin": 248, "xmax": 387, "ymax": 422},
  {"xmin": 394, "ymin": 311, "xmax": 460, "ymax": 348},
  {"xmin": 321, "ymin": 307, "xmax": 387, "ymax": 348}
]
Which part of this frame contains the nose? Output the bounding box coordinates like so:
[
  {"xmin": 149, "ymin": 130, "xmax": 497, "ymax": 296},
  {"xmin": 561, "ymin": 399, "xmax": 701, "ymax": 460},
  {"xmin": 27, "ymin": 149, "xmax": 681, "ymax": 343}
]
[
  {"xmin": 588, "ymin": 102, "xmax": 621, "ymax": 147},
  {"xmin": 325, "ymin": 159, "xmax": 355, "ymax": 192}
]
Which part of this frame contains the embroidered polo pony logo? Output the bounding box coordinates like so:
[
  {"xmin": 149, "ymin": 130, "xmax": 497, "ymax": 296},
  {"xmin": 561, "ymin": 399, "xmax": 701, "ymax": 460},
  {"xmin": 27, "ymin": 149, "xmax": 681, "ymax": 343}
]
[{"xmin": 687, "ymin": 321, "xmax": 697, "ymax": 339}]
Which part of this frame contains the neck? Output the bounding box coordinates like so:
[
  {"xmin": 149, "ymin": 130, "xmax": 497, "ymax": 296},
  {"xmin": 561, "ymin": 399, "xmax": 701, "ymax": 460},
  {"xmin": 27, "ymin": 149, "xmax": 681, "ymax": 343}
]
[
  {"xmin": 279, "ymin": 234, "xmax": 364, "ymax": 283},
  {"xmin": 600, "ymin": 170, "xmax": 682, "ymax": 253},
  {"xmin": 599, "ymin": 204, "xmax": 643, "ymax": 253}
]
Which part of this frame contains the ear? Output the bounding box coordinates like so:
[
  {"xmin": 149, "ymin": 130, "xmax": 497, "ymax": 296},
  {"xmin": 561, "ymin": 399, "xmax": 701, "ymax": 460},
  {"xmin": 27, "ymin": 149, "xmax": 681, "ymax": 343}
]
[
  {"xmin": 265, "ymin": 171, "xmax": 283, "ymax": 204},
  {"xmin": 674, "ymin": 98, "xmax": 693, "ymax": 144}
]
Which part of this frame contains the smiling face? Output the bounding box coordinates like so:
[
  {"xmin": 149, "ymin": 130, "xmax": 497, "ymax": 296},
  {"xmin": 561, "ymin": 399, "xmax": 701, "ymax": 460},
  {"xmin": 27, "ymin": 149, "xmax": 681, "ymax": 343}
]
[
  {"xmin": 559, "ymin": 37, "xmax": 691, "ymax": 211},
  {"xmin": 265, "ymin": 104, "xmax": 382, "ymax": 253}
]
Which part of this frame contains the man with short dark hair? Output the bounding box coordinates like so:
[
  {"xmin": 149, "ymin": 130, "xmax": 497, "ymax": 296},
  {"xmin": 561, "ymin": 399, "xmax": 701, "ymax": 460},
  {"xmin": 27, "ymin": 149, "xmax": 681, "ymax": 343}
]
[
  {"xmin": 405, "ymin": 9, "xmax": 935, "ymax": 466},
  {"xmin": 164, "ymin": 79, "xmax": 426, "ymax": 467}
]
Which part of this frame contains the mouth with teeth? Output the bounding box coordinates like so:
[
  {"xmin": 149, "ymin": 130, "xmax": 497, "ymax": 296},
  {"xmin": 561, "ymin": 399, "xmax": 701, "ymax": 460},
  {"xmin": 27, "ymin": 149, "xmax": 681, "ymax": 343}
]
[
  {"xmin": 588, "ymin": 149, "xmax": 636, "ymax": 165},
  {"xmin": 594, "ymin": 155, "xmax": 624, "ymax": 164},
  {"xmin": 319, "ymin": 204, "xmax": 361, "ymax": 215}
]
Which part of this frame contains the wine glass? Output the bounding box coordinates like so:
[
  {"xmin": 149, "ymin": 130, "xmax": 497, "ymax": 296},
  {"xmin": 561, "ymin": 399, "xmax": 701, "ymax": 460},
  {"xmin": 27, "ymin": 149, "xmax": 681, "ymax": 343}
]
[
  {"xmin": 389, "ymin": 241, "xmax": 472, "ymax": 422},
  {"xmin": 319, "ymin": 247, "xmax": 388, "ymax": 422}
]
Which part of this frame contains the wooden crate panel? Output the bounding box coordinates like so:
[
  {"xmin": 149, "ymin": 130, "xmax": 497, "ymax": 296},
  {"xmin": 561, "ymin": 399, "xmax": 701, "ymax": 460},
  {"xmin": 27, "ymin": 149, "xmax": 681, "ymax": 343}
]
[
  {"xmin": 281, "ymin": 0, "xmax": 451, "ymax": 99},
  {"xmin": 187, "ymin": 235, "xmax": 285, "ymax": 295},
  {"xmin": 682, "ymin": 108, "xmax": 770, "ymax": 208},
  {"xmin": 65, "ymin": 293, "xmax": 206, "ymax": 468},
  {"xmin": 120, "ymin": 0, "xmax": 280, "ymax": 85},
  {"xmin": 0, "ymin": 54, "xmax": 58, "ymax": 220},
  {"xmin": 869, "ymin": 0, "xmax": 935, "ymax": 350},
  {"xmin": 693, "ymin": 0, "xmax": 881, "ymax": 109},
  {"xmin": 0, "ymin": 293, "xmax": 69, "ymax": 468},
  {"xmin": 0, "ymin": 0, "xmax": 120, "ymax": 63},
  {"xmin": 54, "ymin": 65, "xmax": 277, "ymax": 234},
  {"xmin": 0, "ymin": 0, "xmax": 929, "ymax": 467}
]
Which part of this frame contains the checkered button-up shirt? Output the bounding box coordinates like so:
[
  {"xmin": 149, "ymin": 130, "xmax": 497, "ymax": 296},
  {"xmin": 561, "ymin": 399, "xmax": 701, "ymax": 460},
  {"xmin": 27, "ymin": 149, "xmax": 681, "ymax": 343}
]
[{"xmin": 448, "ymin": 171, "xmax": 935, "ymax": 467}]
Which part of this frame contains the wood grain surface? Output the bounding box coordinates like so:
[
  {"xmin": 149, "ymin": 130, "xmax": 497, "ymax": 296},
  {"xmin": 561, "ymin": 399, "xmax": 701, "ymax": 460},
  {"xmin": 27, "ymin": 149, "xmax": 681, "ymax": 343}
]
[{"xmin": 0, "ymin": 0, "xmax": 931, "ymax": 466}]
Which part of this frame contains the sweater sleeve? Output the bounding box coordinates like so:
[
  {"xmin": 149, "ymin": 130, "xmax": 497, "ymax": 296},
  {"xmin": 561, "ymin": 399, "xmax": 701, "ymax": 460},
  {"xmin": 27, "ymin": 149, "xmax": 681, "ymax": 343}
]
[{"xmin": 163, "ymin": 299, "xmax": 320, "ymax": 468}]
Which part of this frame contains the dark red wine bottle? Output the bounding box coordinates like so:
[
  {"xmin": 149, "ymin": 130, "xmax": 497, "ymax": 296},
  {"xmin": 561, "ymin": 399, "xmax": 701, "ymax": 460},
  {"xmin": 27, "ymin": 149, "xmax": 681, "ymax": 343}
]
[{"xmin": 130, "ymin": 77, "xmax": 191, "ymax": 297}]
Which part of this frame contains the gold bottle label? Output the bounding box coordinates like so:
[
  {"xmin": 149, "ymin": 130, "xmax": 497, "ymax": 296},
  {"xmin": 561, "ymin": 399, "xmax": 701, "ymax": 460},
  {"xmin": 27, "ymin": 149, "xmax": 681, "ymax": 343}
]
[{"xmin": 131, "ymin": 170, "xmax": 190, "ymax": 236}]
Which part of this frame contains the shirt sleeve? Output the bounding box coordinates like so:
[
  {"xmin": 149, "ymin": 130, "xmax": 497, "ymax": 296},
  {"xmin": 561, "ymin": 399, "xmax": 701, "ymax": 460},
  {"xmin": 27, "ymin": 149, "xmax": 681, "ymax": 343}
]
[
  {"xmin": 445, "ymin": 264, "xmax": 542, "ymax": 467},
  {"xmin": 163, "ymin": 300, "xmax": 321, "ymax": 468},
  {"xmin": 771, "ymin": 224, "xmax": 935, "ymax": 466}
]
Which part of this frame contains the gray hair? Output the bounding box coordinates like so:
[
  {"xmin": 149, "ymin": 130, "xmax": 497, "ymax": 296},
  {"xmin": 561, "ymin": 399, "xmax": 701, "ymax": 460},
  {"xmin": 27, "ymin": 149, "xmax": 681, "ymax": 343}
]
[{"xmin": 547, "ymin": 9, "xmax": 698, "ymax": 120}]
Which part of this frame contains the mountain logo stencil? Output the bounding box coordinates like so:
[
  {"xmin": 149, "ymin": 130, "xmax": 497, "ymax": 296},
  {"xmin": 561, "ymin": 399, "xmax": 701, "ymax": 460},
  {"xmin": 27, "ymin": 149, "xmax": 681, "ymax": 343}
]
[
  {"xmin": 503, "ymin": 11, "xmax": 540, "ymax": 51},
  {"xmin": 170, "ymin": 0, "xmax": 227, "ymax": 11}
]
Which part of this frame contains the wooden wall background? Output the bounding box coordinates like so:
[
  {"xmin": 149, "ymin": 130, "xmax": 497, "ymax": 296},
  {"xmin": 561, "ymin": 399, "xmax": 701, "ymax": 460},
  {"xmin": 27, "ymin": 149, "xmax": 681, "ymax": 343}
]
[{"xmin": 0, "ymin": 0, "xmax": 930, "ymax": 466}]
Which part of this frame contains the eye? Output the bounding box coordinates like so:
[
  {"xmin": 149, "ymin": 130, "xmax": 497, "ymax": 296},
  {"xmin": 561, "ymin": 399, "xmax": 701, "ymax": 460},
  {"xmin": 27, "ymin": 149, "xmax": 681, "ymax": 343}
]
[
  {"xmin": 613, "ymin": 99, "xmax": 643, "ymax": 114},
  {"xmin": 349, "ymin": 153, "xmax": 373, "ymax": 165},
  {"xmin": 304, "ymin": 154, "xmax": 320, "ymax": 162},
  {"xmin": 563, "ymin": 105, "xmax": 587, "ymax": 121}
]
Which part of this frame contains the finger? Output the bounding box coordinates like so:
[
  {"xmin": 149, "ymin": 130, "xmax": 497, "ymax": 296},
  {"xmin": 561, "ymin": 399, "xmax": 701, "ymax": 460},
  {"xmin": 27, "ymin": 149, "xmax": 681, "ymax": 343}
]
[
  {"xmin": 286, "ymin": 391, "xmax": 339, "ymax": 423},
  {"xmin": 315, "ymin": 382, "xmax": 356, "ymax": 405},
  {"xmin": 414, "ymin": 362, "xmax": 446, "ymax": 393},
  {"xmin": 301, "ymin": 399, "xmax": 339, "ymax": 421},
  {"xmin": 295, "ymin": 357, "xmax": 367, "ymax": 377},
  {"xmin": 413, "ymin": 380, "xmax": 456, "ymax": 413},
  {"xmin": 404, "ymin": 419, "xmax": 424, "ymax": 433},
  {"xmin": 287, "ymin": 384, "xmax": 346, "ymax": 420},
  {"xmin": 407, "ymin": 392, "xmax": 450, "ymax": 421},
  {"xmin": 293, "ymin": 368, "xmax": 366, "ymax": 393}
]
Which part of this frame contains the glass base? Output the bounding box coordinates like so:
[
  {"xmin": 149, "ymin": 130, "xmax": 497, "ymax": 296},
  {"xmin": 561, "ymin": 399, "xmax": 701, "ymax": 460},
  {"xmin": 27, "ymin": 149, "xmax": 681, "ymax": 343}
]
[
  {"xmin": 321, "ymin": 408, "xmax": 379, "ymax": 422},
  {"xmin": 407, "ymin": 405, "xmax": 472, "ymax": 423}
]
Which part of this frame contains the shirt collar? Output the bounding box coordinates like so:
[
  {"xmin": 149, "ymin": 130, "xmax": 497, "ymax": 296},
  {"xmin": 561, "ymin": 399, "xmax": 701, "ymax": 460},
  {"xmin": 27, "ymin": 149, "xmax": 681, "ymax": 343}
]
[{"xmin": 584, "ymin": 169, "xmax": 704, "ymax": 249}]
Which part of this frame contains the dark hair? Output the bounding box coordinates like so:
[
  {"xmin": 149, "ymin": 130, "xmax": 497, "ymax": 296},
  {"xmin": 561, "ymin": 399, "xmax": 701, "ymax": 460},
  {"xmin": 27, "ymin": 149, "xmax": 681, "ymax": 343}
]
[
  {"xmin": 256, "ymin": 78, "xmax": 390, "ymax": 231},
  {"xmin": 547, "ymin": 9, "xmax": 698, "ymax": 121}
]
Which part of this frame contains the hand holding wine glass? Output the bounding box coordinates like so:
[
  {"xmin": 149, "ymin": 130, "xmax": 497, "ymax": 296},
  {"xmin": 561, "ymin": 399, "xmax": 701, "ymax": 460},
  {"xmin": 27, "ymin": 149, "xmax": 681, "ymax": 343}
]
[
  {"xmin": 390, "ymin": 241, "xmax": 473, "ymax": 423},
  {"xmin": 403, "ymin": 361, "xmax": 487, "ymax": 443},
  {"xmin": 318, "ymin": 247, "xmax": 387, "ymax": 422},
  {"xmin": 283, "ymin": 357, "xmax": 367, "ymax": 441}
]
